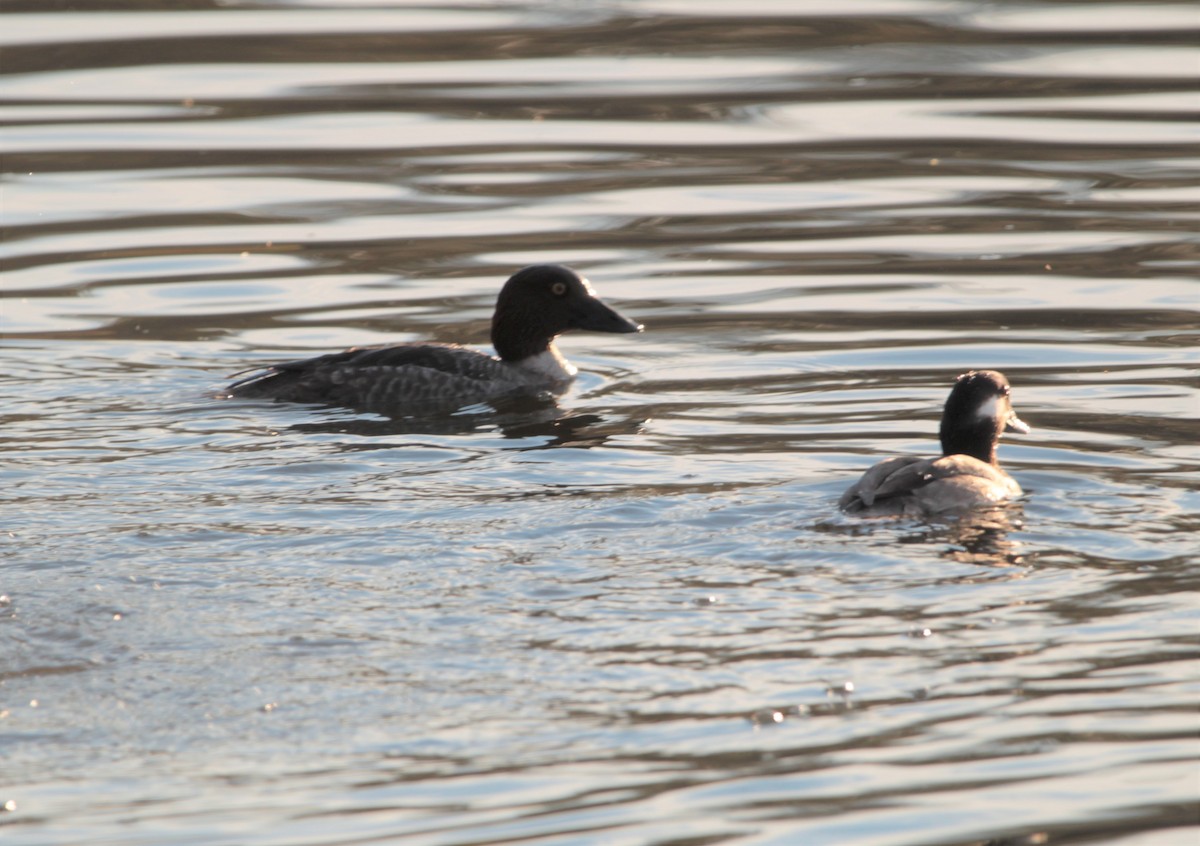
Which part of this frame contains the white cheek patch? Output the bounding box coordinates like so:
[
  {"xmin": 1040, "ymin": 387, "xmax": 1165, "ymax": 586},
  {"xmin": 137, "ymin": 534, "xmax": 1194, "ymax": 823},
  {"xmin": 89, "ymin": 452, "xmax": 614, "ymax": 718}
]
[{"xmin": 973, "ymin": 395, "xmax": 999, "ymax": 422}]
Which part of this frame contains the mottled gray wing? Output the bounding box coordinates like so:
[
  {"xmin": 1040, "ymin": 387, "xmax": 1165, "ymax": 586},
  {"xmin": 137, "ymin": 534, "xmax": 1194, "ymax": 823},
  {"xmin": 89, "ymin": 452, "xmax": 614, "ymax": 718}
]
[
  {"xmin": 866, "ymin": 454, "xmax": 1015, "ymax": 502},
  {"xmin": 839, "ymin": 455, "xmax": 926, "ymax": 510},
  {"xmin": 226, "ymin": 343, "xmax": 532, "ymax": 412},
  {"xmin": 841, "ymin": 453, "xmax": 1020, "ymax": 515}
]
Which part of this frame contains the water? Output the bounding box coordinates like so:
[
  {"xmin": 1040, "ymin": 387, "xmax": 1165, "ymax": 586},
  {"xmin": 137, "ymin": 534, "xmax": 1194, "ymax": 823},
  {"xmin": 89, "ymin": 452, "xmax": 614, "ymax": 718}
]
[{"xmin": 2, "ymin": 1, "xmax": 1198, "ymax": 844}]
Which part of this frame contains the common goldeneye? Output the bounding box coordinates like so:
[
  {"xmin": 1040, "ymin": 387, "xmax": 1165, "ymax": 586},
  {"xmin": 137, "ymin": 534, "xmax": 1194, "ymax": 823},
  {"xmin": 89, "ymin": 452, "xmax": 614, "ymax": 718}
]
[
  {"xmin": 839, "ymin": 370, "xmax": 1030, "ymax": 516},
  {"xmin": 225, "ymin": 264, "xmax": 642, "ymax": 415}
]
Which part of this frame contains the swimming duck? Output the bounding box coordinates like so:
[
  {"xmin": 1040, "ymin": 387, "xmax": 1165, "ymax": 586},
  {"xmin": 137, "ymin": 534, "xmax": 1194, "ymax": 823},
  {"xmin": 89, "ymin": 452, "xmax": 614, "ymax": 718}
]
[
  {"xmin": 839, "ymin": 370, "xmax": 1030, "ymax": 516},
  {"xmin": 225, "ymin": 264, "xmax": 642, "ymax": 415}
]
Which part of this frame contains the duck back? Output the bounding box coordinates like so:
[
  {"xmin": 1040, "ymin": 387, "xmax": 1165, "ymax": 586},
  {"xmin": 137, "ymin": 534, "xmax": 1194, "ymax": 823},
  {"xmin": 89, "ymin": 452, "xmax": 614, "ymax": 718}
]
[
  {"xmin": 226, "ymin": 343, "xmax": 543, "ymax": 413},
  {"xmin": 840, "ymin": 453, "xmax": 1023, "ymax": 516}
]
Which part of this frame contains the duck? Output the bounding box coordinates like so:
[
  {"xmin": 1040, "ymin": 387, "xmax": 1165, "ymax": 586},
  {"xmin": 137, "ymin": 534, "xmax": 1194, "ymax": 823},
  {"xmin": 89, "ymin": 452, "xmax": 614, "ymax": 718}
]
[
  {"xmin": 839, "ymin": 370, "xmax": 1030, "ymax": 517},
  {"xmin": 224, "ymin": 264, "xmax": 642, "ymax": 415}
]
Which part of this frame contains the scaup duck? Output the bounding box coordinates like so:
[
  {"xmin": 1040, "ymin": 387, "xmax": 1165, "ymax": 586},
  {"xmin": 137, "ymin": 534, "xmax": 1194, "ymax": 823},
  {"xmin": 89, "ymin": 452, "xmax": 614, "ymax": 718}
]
[
  {"xmin": 225, "ymin": 264, "xmax": 641, "ymax": 415},
  {"xmin": 839, "ymin": 370, "xmax": 1030, "ymax": 517}
]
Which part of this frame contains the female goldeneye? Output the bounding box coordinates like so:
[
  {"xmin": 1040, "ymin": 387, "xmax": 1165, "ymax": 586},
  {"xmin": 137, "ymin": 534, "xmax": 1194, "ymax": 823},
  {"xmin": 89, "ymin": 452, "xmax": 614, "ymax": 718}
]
[
  {"xmin": 225, "ymin": 264, "xmax": 642, "ymax": 415},
  {"xmin": 839, "ymin": 370, "xmax": 1030, "ymax": 517}
]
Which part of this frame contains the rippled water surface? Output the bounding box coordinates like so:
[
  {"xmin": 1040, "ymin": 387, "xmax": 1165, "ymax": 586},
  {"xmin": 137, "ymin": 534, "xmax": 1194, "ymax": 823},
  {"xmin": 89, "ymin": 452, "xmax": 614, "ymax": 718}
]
[{"xmin": 2, "ymin": 1, "xmax": 1199, "ymax": 844}]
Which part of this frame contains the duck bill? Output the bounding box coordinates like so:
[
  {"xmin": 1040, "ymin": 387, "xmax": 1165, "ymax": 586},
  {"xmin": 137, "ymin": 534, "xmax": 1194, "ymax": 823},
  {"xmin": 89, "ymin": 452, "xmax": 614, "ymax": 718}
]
[
  {"xmin": 1005, "ymin": 410, "xmax": 1031, "ymax": 435},
  {"xmin": 569, "ymin": 297, "xmax": 643, "ymax": 334}
]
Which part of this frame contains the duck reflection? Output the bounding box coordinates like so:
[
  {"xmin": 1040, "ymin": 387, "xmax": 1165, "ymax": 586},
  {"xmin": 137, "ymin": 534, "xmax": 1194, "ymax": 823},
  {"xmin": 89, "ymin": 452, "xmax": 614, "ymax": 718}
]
[
  {"xmin": 896, "ymin": 502, "xmax": 1028, "ymax": 568},
  {"xmin": 818, "ymin": 501, "xmax": 1027, "ymax": 568},
  {"xmin": 285, "ymin": 393, "xmax": 645, "ymax": 451}
]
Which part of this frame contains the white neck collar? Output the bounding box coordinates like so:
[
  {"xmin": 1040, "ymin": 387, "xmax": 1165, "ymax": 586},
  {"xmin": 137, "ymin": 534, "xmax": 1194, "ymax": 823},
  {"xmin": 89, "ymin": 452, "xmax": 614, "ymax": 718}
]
[{"xmin": 511, "ymin": 343, "xmax": 577, "ymax": 382}]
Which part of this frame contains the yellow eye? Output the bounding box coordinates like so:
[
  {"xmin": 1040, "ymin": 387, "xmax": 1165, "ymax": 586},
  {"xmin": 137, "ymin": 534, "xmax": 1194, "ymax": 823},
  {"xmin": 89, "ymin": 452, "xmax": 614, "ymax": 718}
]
[{"xmin": 551, "ymin": 282, "xmax": 567, "ymax": 296}]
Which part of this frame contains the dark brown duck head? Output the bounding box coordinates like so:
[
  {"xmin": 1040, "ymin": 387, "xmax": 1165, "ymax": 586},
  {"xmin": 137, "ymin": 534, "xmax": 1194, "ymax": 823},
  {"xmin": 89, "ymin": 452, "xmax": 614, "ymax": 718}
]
[
  {"xmin": 939, "ymin": 370, "xmax": 1030, "ymax": 465},
  {"xmin": 490, "ymin": 264, "xmax": 642, "ymax": 363}
]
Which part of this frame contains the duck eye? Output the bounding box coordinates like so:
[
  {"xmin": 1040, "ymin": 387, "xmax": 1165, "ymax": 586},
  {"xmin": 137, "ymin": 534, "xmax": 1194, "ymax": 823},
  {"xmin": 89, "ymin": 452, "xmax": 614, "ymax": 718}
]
[{"xmin": 551, "ymin": 281, "xmax": 567, "ymax": 296}]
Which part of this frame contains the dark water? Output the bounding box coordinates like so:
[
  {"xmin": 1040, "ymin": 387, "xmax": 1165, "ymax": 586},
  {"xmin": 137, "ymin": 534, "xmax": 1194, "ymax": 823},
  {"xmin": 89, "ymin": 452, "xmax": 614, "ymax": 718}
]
[{"xmin": 2, "ymin": 1, "xmax": 1198, "ymax": 844}]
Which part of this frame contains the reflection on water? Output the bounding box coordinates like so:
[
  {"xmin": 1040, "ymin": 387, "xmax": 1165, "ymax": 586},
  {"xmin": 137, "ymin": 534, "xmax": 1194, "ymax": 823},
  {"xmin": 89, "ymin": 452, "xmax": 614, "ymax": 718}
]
[
  {"xmin": 2, "ymin": 1, "xmax": 1198, "ymax": 844},
  {"xmin": 818, "ymin": 503, "xmax": 1031, "ymax": 569}
]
